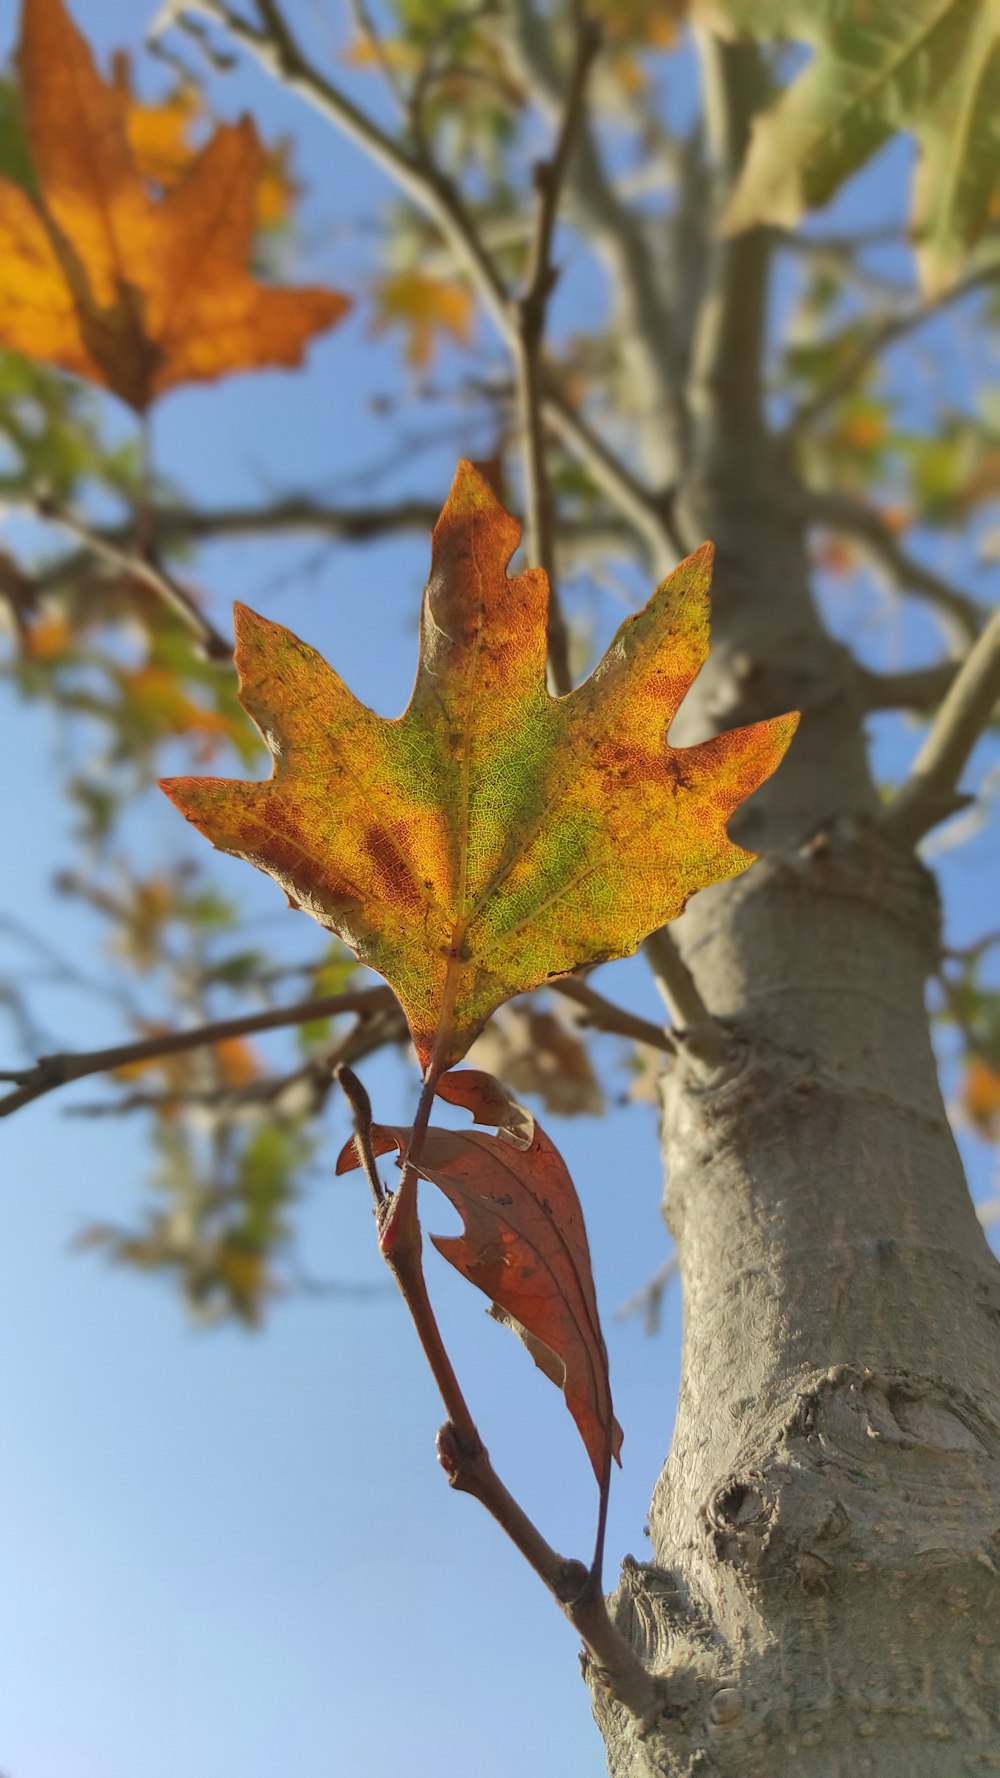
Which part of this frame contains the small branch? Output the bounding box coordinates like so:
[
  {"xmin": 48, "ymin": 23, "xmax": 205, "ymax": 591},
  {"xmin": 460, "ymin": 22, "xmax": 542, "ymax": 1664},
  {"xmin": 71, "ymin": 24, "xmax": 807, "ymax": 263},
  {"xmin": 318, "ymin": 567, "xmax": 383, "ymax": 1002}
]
[
  {"xmin": 0, "ymin": 985, "xmax": 397, "ymax": 1118},
  {"xmin": 33, "ymin": 491, "xmax": 232, "ymax": 660},
  {"xmin": 642, "ymin": 928, "xmax": 731, "ymax": 1066},
  {"xmin": 615, "ymin": 1252, "xmax": 678, "ymax": 1337},
  {"xmin": 507, "ymin": 0, "xmax": 686, "ymax": 491},
  {"xmin": 336, "ymin": 1064, "xmax": 387, "ymax": 1209},
  {"xmin": 438, "ymin": 1425, "xmax": 663, "ymax": 1724},
  {"xmin": 515, "ymin": 8, "xmax": 601, "ymax": 695},
  {"xmin": 338, "ymin": 1059, "xmax": 661, "ymax": 1720},
  {"xmin": 941, "ymin": 927, "xmax": 1000, "ymax": 964},
  {"xmin": 686, "ymin": 31, "xmax": 772, "ymax": 456},
  {"xmin": 786, "ymin": 264, "xmax": 1000, "ymax": 438},
  {"xmin": 802, "ymin": 489, "xmax": 988, "ymax": 642},
  {"xmin": 856, "ymin": 658, "xmax": 961, "ymax": 712},
  {"xmin": 881, "ymin": 606, "xmax": 1000, "ymax": 848},
  {"xmin": 551, "ymin": 977, "xmax": 675, "ymax": 1054}
]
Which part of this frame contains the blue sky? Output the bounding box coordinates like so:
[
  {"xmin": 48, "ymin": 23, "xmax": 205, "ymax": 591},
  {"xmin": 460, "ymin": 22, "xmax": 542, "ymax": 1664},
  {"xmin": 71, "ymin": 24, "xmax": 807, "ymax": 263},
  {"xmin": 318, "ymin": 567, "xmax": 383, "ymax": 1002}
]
[{"xmin": 0, "ymin": 5, "xmax": 998, "ymax": 1778}]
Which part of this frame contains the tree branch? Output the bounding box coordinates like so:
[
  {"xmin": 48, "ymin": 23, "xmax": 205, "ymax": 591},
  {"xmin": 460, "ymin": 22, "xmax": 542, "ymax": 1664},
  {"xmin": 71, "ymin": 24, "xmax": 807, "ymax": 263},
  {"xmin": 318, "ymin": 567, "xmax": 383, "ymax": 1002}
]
[
  {"xmin": 551, "ymin": 977, "xmax": 675, "ymax": 1054},
  {"xmin": 0, "ymin": 986, "xmax": 397, "ymax": 1118},
  {"xmin": 786, "ymin": 264, "xmax": 1000, "ymax": 438},
  {"xmin": 515, "ymin": 7, "xmax": 601, "ymax": 695},
  {"xmin": 642, "ymin": 928, "xmax": 732, "ymax": 1066},
  {"xmin": 856, "ymin": 658, "xmax": 962, "ymax": 712},
  {"xmin": 507, "ymin": 0, "xmax": 686, "ymax": 489},
  {"xmin": 152, "ymin": 0, "xmax": 677, "ymax": 564},
  {"xmin": 438, "ymin": 1423, "xmax": 664, "ymax": 1723},
  {"xmin": 802, "ymin": 489, "xmax": 988, "ymax": 642},
  {"xmin": 881, "ymin": 607, "xmax": 1000, "ymax": 847},
  {"xmin": 33, "ymin": 491, "xmax": 233, "ymax": 660},
  {"xmin": 686, "ymin": 31, "xmax": 772, "ymax": 457}
]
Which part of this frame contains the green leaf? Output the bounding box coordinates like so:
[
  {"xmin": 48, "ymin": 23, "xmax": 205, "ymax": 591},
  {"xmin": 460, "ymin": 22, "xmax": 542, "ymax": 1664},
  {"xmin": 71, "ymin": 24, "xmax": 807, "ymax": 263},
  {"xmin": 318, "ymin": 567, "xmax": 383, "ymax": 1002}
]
[{"xmin": 704, "ymin": 0, "xmax": 1000, "ymax": 291}]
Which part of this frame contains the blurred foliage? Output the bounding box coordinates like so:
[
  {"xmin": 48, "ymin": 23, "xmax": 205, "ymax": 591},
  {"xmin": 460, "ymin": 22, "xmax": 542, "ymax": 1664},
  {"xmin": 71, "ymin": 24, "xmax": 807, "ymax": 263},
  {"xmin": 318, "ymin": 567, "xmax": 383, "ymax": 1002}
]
[{"xmin": 0, "ymin": 0, "xmax": 997, "ymax": 1334}]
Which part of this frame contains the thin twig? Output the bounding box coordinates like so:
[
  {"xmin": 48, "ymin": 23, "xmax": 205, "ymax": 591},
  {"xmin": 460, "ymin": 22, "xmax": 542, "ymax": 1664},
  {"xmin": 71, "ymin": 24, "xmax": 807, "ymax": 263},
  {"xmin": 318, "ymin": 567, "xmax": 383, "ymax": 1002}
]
[
  {"xmin": 856, "ymin": 658, "xmax": 961, "ymax": 712},
  {"xmin": 802, "ymin": 489, "xmax": 988, "ymax": 643},
  {"xmin": 786, "ymin": 264, "xmax": 1000, "ymax": 438},
  {"xmin": 551, "ymin": 977, "xmax": 675, "ymax": 1054},
  {"xmin": 642, "ymin": 928, "xmax": 731, "ymax": 1065},
  {"xmin": 336, "ymin": 1064, "xmax": 387, "ymax": 1209},
  {"xmin": 0, "ymin": 986, "xmax": 397, "ymax": 1118},
  {"xmin": 881, "ymin": 606, "xmax": 1000, "ymax": 848},
  {"xmin": 615, "ymin": 1252, "xmax": 678, "ymax": 1336},
  {"xmin": 438, "ymin": 1423, "xmax": 663, "ymax": 1722},
  {"xmin": 514, "ymin": 6, "xmax": 601, "ymax": 695},
  {"xmin": 33, "ymin": 491, "xmax": 232, "ymax": 660}
]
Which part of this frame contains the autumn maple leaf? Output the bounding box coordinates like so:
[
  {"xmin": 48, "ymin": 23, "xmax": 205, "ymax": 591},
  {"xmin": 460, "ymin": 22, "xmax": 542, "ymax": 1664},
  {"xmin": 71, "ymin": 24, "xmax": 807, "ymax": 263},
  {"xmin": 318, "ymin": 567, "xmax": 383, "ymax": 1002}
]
[
  {"xmin": 162, "ymin": 462, "xmax": 798, "ymax": 1072},
  {"xmin": 0, "ymin": 0, "xmax": 349, "ymax": 409}
]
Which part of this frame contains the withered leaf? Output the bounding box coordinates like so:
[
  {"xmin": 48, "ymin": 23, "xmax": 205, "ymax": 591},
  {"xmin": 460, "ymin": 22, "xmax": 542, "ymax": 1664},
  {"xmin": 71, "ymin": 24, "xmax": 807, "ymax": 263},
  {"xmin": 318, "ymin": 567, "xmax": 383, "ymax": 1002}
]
[{"xmin": 337, "ymin": 1068, "xmax": 622, "ymax": 1484}]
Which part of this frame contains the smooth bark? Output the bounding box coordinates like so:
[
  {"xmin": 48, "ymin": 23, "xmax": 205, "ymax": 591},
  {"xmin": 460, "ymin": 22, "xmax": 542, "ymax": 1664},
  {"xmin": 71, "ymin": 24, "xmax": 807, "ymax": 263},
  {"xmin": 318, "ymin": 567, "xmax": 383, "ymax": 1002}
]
[{"xmin": 593, "ymin": 41, "xmax": 1000, "ymax": 1778}]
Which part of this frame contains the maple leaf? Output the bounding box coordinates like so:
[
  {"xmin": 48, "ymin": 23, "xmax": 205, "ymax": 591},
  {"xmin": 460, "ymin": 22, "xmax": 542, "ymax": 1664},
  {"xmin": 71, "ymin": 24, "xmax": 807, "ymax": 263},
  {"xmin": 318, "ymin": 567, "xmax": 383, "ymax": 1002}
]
[
  {"xmin": 701, "ymin": 0, "xmax": 1000, "ymax": 291},
  {"xmin": 162, "ymin": 461, "xmax": 798, "ymax": 1072},
  {"xmin": 337, "ymin": 1068, "xmax": 622, "ymax": 1485},
  {"xmin": 372, "ymin": 269, "xmax": 474, "ymax": 369},
  {"xmin": 0, "ymin": 0, "xmax": 349, "ymax": 409},
  {"xmin": 112, "ymin": 54, "xmax": 299, "ymax": 232}
]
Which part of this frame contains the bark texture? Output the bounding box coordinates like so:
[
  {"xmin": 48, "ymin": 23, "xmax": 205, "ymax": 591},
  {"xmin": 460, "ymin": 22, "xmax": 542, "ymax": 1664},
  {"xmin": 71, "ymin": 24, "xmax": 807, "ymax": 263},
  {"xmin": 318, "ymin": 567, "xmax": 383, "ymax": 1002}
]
[{"xmin": 592, "ymin": 37, "xmax": 1000, "ymax": 1778}]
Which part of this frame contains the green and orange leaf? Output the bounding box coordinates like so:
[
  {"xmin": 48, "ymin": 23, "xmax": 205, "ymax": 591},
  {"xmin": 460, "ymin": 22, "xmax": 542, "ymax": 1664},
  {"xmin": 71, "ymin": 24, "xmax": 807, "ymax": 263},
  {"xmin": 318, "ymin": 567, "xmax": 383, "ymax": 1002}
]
[
  {"xmin": 0, "ymin": 0, "xmax": 349, "ymax": 409},
  {"xmin": 162, "ymin": 461, "xmax": 798, "ymax": 1071}
]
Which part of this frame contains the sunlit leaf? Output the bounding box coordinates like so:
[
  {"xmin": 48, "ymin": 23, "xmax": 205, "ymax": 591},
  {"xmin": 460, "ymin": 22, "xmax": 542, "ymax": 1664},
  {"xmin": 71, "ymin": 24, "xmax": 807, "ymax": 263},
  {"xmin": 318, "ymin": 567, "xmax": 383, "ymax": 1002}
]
[
  {"xmin": 0, "ymin": 0, "xmax": 349, "ymax": 408},
  {"xmin": 704, "ymin": 0, "xmax": 1000, "ymax": 290},
  {"xmin": 163, "ymin": 461, "xmax": 797, "ymax": 1071}
]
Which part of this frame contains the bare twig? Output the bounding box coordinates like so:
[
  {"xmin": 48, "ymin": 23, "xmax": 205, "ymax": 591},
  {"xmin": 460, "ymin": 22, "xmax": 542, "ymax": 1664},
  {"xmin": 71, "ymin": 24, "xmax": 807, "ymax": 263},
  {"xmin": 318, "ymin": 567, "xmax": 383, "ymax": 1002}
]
[
  {"xmin": 802, "ymin": 489, "xmax": 988, "ymax": 642},
  {"xmin": 507, "ymin": 0, "xmax": 685, "ymax": 492},
  {"xmin": 438, "ymin": 1423, "xmax": 663, "ymax": 1723},
  {"xmin": 616, "ymin": 1252, "xmax": 678, "ymax": 1336},
  {"xmin": 856, "ymin": 659, "xmax": 962, "ymax": 712},
  {"xmin": 551, "ymin": 977, "xmax": 675, "ymax": 1054},
  {"xmin": 786, "ymin": 264, "xmax": 1000, "ymax": 438},
  {"xmin": 33, "ymin": 491, "xmax": 232, "ymax": 660},
  {"xmin": 642, "ymin": 928, "xmax": 731, "ymax": 1065},
  {"xmin": 336, "ymin": 1064, "xmax": 387, "ymax": 1209},
  {"xmin": 0, "ymin": 985, "xmax": 397, "ymax": 1118},
  {"xmin": 515, "ymin": 7, "xmax": 601, "ymax": 695},
  {"xmin": 881, "ymin": 607, "xmax": 1000, "ymax": 848},
  {"xmin": 68, "ymin": 1011, "xmax": 401, "ymax": 1120}
]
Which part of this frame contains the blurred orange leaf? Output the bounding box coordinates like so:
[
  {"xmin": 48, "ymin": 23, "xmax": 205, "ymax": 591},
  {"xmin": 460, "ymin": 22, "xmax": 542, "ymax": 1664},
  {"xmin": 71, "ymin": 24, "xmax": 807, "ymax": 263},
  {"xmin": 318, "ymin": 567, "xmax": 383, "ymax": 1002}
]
[
  {"xmin": 962, "ymin": 1057, "xmax": 1000, "ymax": 1139},
  {"xmin": 116, "ymin": 663, "xmax": 233, "ymax": 760},
  {"xmin": 0, "ymin": 0, "xmax": 349, "ymax": 409},
  {"xmin": 114, "ymin": 54, "xmax": 298, "ymax": 230},
  {"xmin": 372, "ymin": 269, "xmax": 473, "ymax": 368}
]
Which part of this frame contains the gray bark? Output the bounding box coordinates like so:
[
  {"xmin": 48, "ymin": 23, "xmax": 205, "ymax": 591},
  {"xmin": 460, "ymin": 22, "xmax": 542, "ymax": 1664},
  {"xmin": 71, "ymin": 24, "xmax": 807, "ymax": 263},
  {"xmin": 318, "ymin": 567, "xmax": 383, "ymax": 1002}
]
[{"xmin": 592, "ymin": 39, "xmax": 1000, "ymax": 1778}]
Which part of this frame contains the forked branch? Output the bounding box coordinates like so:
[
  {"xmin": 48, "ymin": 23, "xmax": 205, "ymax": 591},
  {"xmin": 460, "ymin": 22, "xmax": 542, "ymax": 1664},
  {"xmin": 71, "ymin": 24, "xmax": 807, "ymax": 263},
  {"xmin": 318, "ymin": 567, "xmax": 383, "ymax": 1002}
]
[{"xmin": 881, "ymin": 607, "xmax": 1000, "ymax": 847}]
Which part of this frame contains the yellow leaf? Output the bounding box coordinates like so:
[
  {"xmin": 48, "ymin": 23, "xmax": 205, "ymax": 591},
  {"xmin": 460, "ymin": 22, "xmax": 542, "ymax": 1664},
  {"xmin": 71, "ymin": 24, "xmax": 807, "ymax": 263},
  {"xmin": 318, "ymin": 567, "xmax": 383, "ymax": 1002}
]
[{"xmin": 372, "ymin": 269, "xmax": 473, "ymax": 369}]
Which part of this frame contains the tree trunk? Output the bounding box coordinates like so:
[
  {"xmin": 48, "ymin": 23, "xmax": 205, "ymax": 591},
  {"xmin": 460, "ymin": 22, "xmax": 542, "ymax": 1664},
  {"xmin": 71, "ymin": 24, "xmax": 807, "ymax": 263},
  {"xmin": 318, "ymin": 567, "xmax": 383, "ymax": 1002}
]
[{"xmin": 593, "ymin": 41, "xmax": 1000, "ymax": 1778}]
